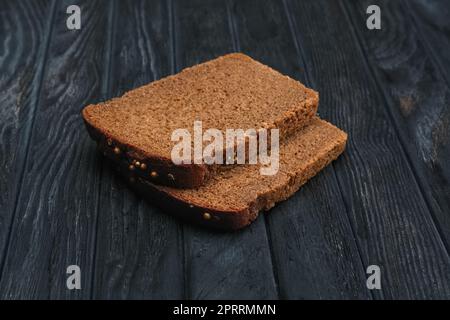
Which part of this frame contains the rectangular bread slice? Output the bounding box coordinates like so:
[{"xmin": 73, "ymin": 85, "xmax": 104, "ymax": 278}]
[
  {"xmin": 111, "ymin": 118, "xmax": 347, "ymax": 230},
  {"xmin": 82, "ymin": 53, "xmax": 319, "ymax": 188}
]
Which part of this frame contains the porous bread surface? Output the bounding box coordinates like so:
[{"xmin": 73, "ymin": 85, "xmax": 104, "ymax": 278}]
[
  {"xmin": 82, "ymin": 53, "xmax": 318, "ymax": 161},
  {"xmin": 139, "ymin": 118, "xmax": 347, "ymax": 216}
]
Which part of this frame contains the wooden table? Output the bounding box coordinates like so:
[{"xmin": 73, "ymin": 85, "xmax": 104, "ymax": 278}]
[{"xmin": 0, "ymin": 0, "xmax": 449, "ymax": 299}]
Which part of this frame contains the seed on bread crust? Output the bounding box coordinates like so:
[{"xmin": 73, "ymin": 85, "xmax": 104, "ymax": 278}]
[
  {"xmin": 203, "ymin": 213, "xmax": 212, "ymax": 220},
  {"xmin": 150, "ymin": 171, "xmax": 158, "ymax": 179}
]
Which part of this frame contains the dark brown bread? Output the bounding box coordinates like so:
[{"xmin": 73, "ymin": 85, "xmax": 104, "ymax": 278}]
[
  {"xmin": 110, "ymin": 118, "xmax": 347, "ymax": 230},
  {"xmin": 82, "ymin": 53, "xmax": 319, "ymax": 188}
]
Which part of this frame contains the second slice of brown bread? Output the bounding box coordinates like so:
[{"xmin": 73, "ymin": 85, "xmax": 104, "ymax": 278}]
[
  {"xmin": 82, "ymin": 53, "xmax": 319, "ymax": 188},
  {"xmin": 112, "ymin": 118, "xmax": 347, "ymax": 230}
]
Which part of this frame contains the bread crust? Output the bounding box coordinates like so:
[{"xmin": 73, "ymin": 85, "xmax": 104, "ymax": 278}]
[
  {"xmin": 102, "ymin": 120, "xmax": 347, "ymax": 231},
  {"xmin": 83, "ymin": 118, "xmax": 210, "ymax": 188}
]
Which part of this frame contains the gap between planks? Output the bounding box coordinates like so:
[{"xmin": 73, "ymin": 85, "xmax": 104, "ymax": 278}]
[{"xmin": 89, "ymin": 0, "xmax": 118, "ymax": 299}]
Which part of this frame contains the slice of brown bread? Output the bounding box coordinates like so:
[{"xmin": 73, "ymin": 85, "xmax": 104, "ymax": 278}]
[
  {"xmin": 110, "ymin": 118, "xmax": 347, "ymax": 230},
  {"xmin": 82, "ymin": 53, "xmax": 319, "ymax": 188}
]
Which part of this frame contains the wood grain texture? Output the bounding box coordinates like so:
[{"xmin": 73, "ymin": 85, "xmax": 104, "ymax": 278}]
[
  {"xmin": 401, "ymin": 0, "xmax": 450, "ymax": 243},
  {"xmin": 407, "ymin": 0, "xmax": 450, "ymax": 86},
  {"xmin": 0, "ymin": 0, "xmax": 53, "ymax": 283},
  {"xmin": 230, "ymin": 0, "xmax": 371, "ymax": 299},
  {"xmin": 1, "ymin": 0, "xmax": 450, "ymax": 300},
  {"xmin": 0, "ymin": 0, "xmax": 111, "ymax": 299},
  {"xmin": 92, "ymin": 0, "xmax": 184, "ymax": 299},
  {"xmin": 285, "ymin": 0, "xmax": 450, "ymax": 299},
  {"xmin": 344, "ymin": 0, "xmax": 450, "ymax": 266}
]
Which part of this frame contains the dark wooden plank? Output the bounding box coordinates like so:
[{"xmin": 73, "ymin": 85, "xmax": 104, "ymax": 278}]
[
  {"xmin": 344, "ymin": 0, "xmax": 450, "ymax": 251},
  {"xmin": 407, "ymin": 0, "xmax": 450, "ymax": 86},
  {"xmin": 344, "ymin": 0, "xmax": 450, "ymax": 265},
  {"xmin": 174, "ymin": 0, "xmax": 278, "ymax": 299},
  {"xmin": 284, "ymin": 0, "xmax": 450, "ymax": 299},
  {"xmin": 0, "ymin": 0, "xmax": 112, "ymax": 299},
  {"xmin": 0, "ymin": 0, "xmax": 54, "ymax": 284},
  {"xmin": 230, "ymin": 0, "xmax": 371, "ymax": 299},
  {"xmin": 397, "ymin": 0, "xmax": 450, "ymax": 242},
  {"xmin": 92, "ymin": 0, "xmax": 184, "ymax": 299}
]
